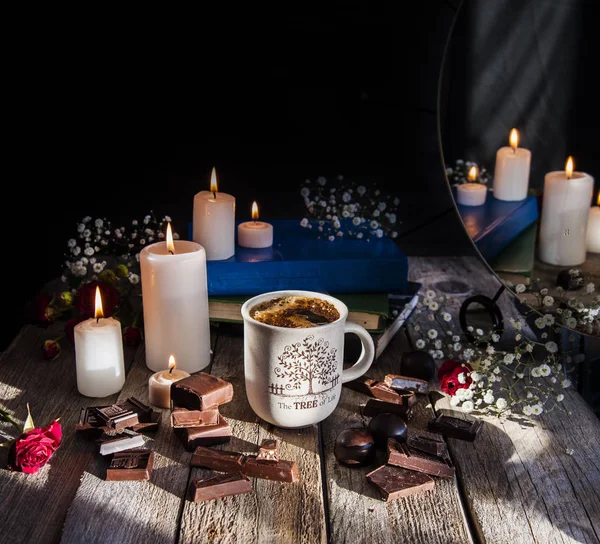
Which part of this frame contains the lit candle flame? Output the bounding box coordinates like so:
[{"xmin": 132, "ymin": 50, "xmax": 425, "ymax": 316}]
[
  {"xmin": 252, "ymin": 201, "xmax": 259, "ymax": 221},
  {"xmin": 168, "ymin": 355, "xmax": 176, "ymax": 373},
  {"xmin": 94, "ymin": 286, "xmax": 104, "ymax": 319},
  {"xmin": 565, "ymin": 156, "xmax": 574, "ymax": 180},
  {"xmin": 509, "ymin": 128, "xmax": 519, "ymax": 150},
  {"xmin": 210, "ymin": 167, "xmax": 218, "ymax": 195},
  {"xmin": 166, "ymin": 222, "xmax": 175, "ymax": 254},
  {"xmin": 597, "ymin": 192, "xmax": 600, "ymax": 207},
  {"xmin": 468, "ymin": 165, "xmax": 478, "ymax": 182}
]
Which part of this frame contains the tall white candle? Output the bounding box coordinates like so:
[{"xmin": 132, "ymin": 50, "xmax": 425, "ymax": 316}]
[
  {"xmin": 193, "ymin": 167, "xmax": 236, "ymax": 261},
  {"xmin": 456, "ymin": 165, "xmax": 487, "ymax": 206},
  {"xmin": 148, "ymin": 355, "xmax": 190, "ymax": 408},
  {"xmin": 74, "ymin": 286, "xmax": 126, "ymax": 397},
  {"xmin": 493, "ymin": 128, "xmax": 531, "ymax": 201},
  {"xmin": 140, "ymin": 223, "xmax": 211, "ymax": 373},
  {"xmin": 586, "ymin": 193, "xmax": 600, "ymax": 253},
  {"xmin": 538, "ymin": 157, "xmax": 594, "ymax": 266},
  {"xmin": 238, "ymin": 201, "xmax": 274, "ymax": 248}
]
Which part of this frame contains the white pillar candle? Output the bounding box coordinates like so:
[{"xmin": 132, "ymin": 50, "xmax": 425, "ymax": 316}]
[
  {"xmin": 140, "ymin": 224, "xmax": 211, "ymax": 373},
  {"xmin": 586, "ymin": 194, "xmax": 600, "ymax": 253},
  {"xmin": 193, "ymin": 167, "xmax": 236, "ymax": 261},
  {"xmin": 493, "ymin": 129, "xmax": 531, "ymax": 201},
  {"xmin": 538, "ymin": 157, "xmax": 594, "ymax": 266},
  {"xmin": 148, "ymin": 355, "xmax": 190, "ymax": 408},
  {"xmin": 237, "ymin": 201, "xmax": 274, "ymax": 248},
  {"xmin": 456, "ymin": 165, "xmax": 487, "ymax": 206},
  {"xmin": 74, "ymin": 286, "xmax": 126, "ymax": 398}
]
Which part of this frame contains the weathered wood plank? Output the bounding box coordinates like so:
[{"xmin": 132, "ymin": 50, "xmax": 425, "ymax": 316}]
[
  {"xmin": 179, "ymin": 330, "xmax": 327, "ymax": 544},
  {"xmin": 322, "ymin": 328, "xmax": 474, "ymax": 544},
  {"xmin": 0, "ymin": 323, "xmax": 137, "ymax": 544},
  {"xmin": 407, "ymin": 255, "xmax": 600, "ymax": 544}
]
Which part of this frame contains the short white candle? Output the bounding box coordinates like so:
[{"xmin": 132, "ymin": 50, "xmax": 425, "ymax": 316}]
[
  {"xmin": 493, "ymin": 128, "xmax": 531, "ymax": 201},
  {"xmin": 539, "ymin": 156, "xmax": 595, "ymax": 266},
  {"xmin": 140, "ymin": 223, "xmax": 211, "ymax": 373},
  {"xmin": 456, "ymin": 165, "xmax": 487, "ymax": 206},
  {"xmin": 74, "ymin": 286, "xmax": 126, "ymax": 398},
  {"xmin": 237, "ymin": 201, "xmax": 274, "ymax": 248},
  {"xmin": 193, "ymin": 167, "xmax": 236, "ymax": 261},
  {"xmin": 148, "ymin": 355, "xmax": 190, "ymax": 408},
  {"xmin": 586, "ymin": 193, "xmax": 600, "ymax": 253}
]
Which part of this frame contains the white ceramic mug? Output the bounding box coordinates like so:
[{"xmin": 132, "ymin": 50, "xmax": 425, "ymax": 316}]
[{"xmin": 241, "ymin": 290, "xmax": 375, "ymax": 428}]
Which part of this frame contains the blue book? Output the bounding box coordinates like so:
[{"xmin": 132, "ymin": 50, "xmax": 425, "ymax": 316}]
[
  {"xmin": 452, "ymin": 187, "xmax": 539, "ymax": 262},
  {"xmin": 188, "ymin": 220, "xmax": 408, "ymax": 296}
]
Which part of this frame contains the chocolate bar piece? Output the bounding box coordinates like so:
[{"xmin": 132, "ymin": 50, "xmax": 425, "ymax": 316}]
[
  {"xmin": 75, "ymin": 407, "xmax": 110, "ymax": 438},
  {"xmin": 170, "ymin": 372, "xmax": 233, "ymax": 411},
  {"xmin": 97, "ymin": 431, "xmax": 145, "ymax": 455},
  {"xmin": 343, "ymin": 376, "xmax": 379, "ymax": 396},
  {"xmin": 362, "ymin": 399, "xmax": 413, "ymax": 421},
  {"xmin": 256, "ymin": 439, "xmax": 279, "ymax": 464},
  {"xmin": 94, "ymin": 404, "xmax": 139, "ymax": 430},
  {"xmin": 344, "ymin": 377, "xmax": 414, "ymax": 405},
  {"xmin": 387, "ymin": 440, "xmax": 455, "ymax": 478},
  {"xmin": 366, "ymin": 464, "xmax": 434, "ymax": 501},
  {"xmin": 131, "ymin": 411, "xmax": 161, "ymax": 433},
  {"xmin": 428, "ymin": 414, "xmax": 483, "ymax": 442},
  {"xmin": 189, "ymin": 473, "xmax": 252, "ymax": 502},
  {"xmin": 383, "ymin": 374, "xmax": 429, "ymax": 394},
  {"xmin": 243, "ymin": 458, "xmax": 299, "ymax": 483},
  {"xmin": 407, "ymin": 433, "xmax": 447, "ymax": 457},
  {"xmin": 191, "ymin": 446, "xmax": 246, "ymax": 473},
  {"xmin": 122, "ymin": 397, "xmax": 154, "ymax": 423},
  {"xmin": 106, "ymin": 449, "xmax": 154, "ymax": 481},
  {"xmin": 171, "ymin": 408, "xmax": 220, "ymax": 428},
  {"xmin": 175, "ymin": 415, "xmax": 232, "ymax": 451}
]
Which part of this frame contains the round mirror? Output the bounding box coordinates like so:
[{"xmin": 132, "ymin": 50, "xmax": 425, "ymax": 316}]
[{"xmin": 440, "ymin": 0, "xmax": 600, "ymax": 337}]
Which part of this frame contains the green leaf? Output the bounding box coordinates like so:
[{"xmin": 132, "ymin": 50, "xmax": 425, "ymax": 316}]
[{"xmin": 23, "ymin": 403, "xmax": 35, "ymax": 433}]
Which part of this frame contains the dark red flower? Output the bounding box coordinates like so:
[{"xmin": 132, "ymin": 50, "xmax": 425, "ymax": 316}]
[
  {"xmin": 123, "ymin": 326, "xmax": 142, "ymax": 346},
  {"xmin": 65, "ymin": 316, "xmax": 87, "ymax": 344},
  {"xmin": 8, "ymin": 420, "xmax": 62, "ymax": 474},
  {"xmin": 42, "ymin": 339, "xmax": 61, "ymax": 361},
  {"xmin": 30, "ymin": 293, "xmax": 58, "ymax": 326},
  {"xmin": 76, "ymin": 281, "xmax": 120, "ymax": 318},
  {"xmin": 438, "ymin": 360, "xmax": 473, "ymax": 397}
]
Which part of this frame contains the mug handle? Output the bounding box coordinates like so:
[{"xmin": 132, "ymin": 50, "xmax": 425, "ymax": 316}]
[{"xmin": 341, "ymin": 322, "xmax": 376, "ymax": 383}]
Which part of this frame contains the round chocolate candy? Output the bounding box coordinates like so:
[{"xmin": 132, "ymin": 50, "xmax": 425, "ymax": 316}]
[
  {"xmin": 556, "ymin": 269, "xmax": 585, "ymax": 291},
  {"xmin": 367, "ymin": 413, "xmax": 408, "ymax": 448},
  {"xmin": 400, "ymin": 350, "xmax": 435, "ymax": 381},
  {"xmin": 334, "ymin": 428, "xmax": 376, "ymax": 466}
]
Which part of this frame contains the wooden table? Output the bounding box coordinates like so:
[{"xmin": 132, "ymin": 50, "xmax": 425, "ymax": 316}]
[{"xmin": 1, "ymin": 256, "xmax": 599, "ymax": 544}]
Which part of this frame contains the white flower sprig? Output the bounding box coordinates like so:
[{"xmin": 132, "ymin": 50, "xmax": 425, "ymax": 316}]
[{"xmin": 446, "ymin": 158, "xmax": 491, "ymax": 185}]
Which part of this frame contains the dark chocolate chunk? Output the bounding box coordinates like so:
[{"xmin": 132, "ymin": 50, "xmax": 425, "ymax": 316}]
[
  {"xmin": 334, "ymin": 428, "xmax": 376, "ymax": 466},
  {"xmin": 170, "ymin": 372, "xmax": 233, "ymax": 411},
  {"xmin": 189, "ymin": 473, "xmax": 252, "ymax": 502},
  {"xmin": 122, "ymin": 397, "xmax": 154, "ymax": 423},
  {"xmin": 130, "ymin": 411, "xmax": 161, "ymax": 433},
  {"xmin": 94, "ymin": 404, "xmax": 139, "ymax": 430},
  {"xmin": 175, "ymin": 415, "xmax": 232, "ymax": 451},
  {"xmin": 362, "ymin": 399, "xmax": 413, "ymax": 421},
  {"xmin": 400, "ymin": 351, "xmax": 436, "ymax": 381},
  {"xmin": 106, "ymin": 449, "xmax": 154, "ymax": 481},
  {"xmin": 383, "ymin": 374, "xmax": 429, "ymax": 394},
  {"xmin": 243, "ymin": 458, "xmax": 299, "ymax": 483},
  {"xmin": 366, "ymin": 464, "xmax": 434, "ymax": 501},
  {"xmin": 343, "ymin": 377, "xmax": 379, "ymax": 396},
  {"xmin": 407, "ymin": 433, "xmax": 447, "ymax": 457},
  {"xmin": 256, "ymin": 439, "xmax": 279, "ymax": 464},
  {"xmin": 367, "ymin": 413, "xmax": 408, "ymax": 448},
  {"xmin": 344, "ymin": 377, "xmax": 410, "ymax": 405},
  {"xmin": 75, "ymin": 407, "xmax": 110, "ymax": 438},
  {"xmin": 428, "ymin": 414, "xmax": 483, "ymax": 442},
  {"xmin": 96, "ymin": 431, "xmax": 145, "ymax": 455},
  {"xmin": 387, "ymin": 440, "xmax": 455, "ymax": 478},
  {"xmin": 191, "ymin": 446, "xmax": 246, "ymax": 473},
  {"xmin": 171, "ymin": 408, "xmax": 220, "ymax": 428}
]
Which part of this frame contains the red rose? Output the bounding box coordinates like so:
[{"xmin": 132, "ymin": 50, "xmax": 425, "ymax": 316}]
[
  {"xmin": 438, "ymin": 360, "xmax": 473, "ymax": 397},
  {"xmin": 8, "ymin": 420, "xmax": 62, "ymax": 474},
  {"xmin": 42, "ymin": 339, "xmax": 61, "ymax": 361},
  {"xmin": 123, "ymin": 326, "xmax": 142, "ymax": 347},
  {"xmin": 65, "ymin": 316, "xmax": 87, "ymax": 344},
  {"xmin": 76, "ymin": 281, "xmax": 120, "ymax": 318}
]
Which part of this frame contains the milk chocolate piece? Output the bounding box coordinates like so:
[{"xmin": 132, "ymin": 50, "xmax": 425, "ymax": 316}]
[
  {"xmin": 122, "ymin": 397, "xmax": 154, "ymax": 423},
  {"xmin": 175, "ymin": 415, "xmax": 232, "ymax": 451},
  {"xmin": 366, "ymin": 464, "xmax": 434, "ymax": 501},
  {"xmin": 362, "ymin": 399, "xmax": 413, "ymax": 421},
  {"xmin": 131, "ymin": 411, "xmax": 161, "ymax": 433},
  {"xmin": 94, "ymin": 404, "xmax": 139, "ymax": 430},
  {"xmin": 191, "ymin": 446, "xmax": 246, "ymax": 472},
  {"xmin": 243, "ymin": 458, "xmax": 299, "ymax": 483},
  {"xmin": 407, "ymin": 433, "xmax": 447, "ymax": 457},
  {"xmin": 344, "ymin": 377, "xmax": 413, "ymax": 405},
  {"xmin": 343, "ymin": 377, "xmax": 379, "ymax": 396},
  {"xmin": 171, "ymin": 408, "xmax": 220, "ymax": 428},
  {"xmin": 428, "ymin": 414, "xmax": 483, "ymax": 442},
  {"xmin": 387, "ymin": 440, "xmax": 455, "ymax": 478},
  {"xmin": 75, "ymin": 407, "xmax": 110, "ymax": 437},
  {"xmin": 189, "ymin": 473, "xmax": 252, "ymax": 502},
  {"xmin": 96, "ymin": 431, "xmax": 145, "ymax": 455},
  {"xmin": 106, "ymin": 449, "xmax": 154, "ymax": 481},
  {"xmin": 170, "ymin": 372, "xmax": 233, "ymax": 411},
  {"xmin": 383, "ymin": 374, "xmax": 429, "ymax": 394},
  {"xmin": 256, "ymin": 439, "xmax": 279, "ymax": 464}
]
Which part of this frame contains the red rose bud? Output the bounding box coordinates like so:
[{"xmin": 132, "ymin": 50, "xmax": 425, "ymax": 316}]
[
  {"xmin": 8, "ymin": 420, "xmax": 62, "ymax": 474},
  {"xmin": 65, "ymin": 316, "xmax": 87, "ymax": 344},
  {"xmin": 76, "ymin": 280, "xmax": 120, "ymax": 318},
  {"xmin": 42, "ymin": 339, "xmax": 61, "ymax": 361},
  {"xmin": 29, "ymin": 294, "xmax": 55, "ymax": 326},
  {"xmin": 123, "ymin": 326, "xmax": 142, "ymax": 347}
]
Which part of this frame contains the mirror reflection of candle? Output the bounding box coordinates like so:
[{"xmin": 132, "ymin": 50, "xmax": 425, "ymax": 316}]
[
  {"xmin": 238, "ymin": 201, "xmax": 274, "ymax": 248},
  {"xmin": 493, "ymin": 127, "xmax": 531, "ymax": 201},
  {"xmin": 456, "ymin": 164, "xmax": 487, "ymax": 207}
]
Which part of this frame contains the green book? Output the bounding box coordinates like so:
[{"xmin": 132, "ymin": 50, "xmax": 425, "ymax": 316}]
[{"xmin": 489, "ymin": 222, "xmax": 538, "ymax": 285}]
